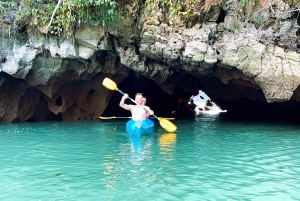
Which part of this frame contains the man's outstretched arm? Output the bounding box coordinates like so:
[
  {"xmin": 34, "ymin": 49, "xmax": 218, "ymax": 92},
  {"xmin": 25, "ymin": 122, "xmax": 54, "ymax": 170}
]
[{"xmin": 119, "ymin": 93, "xmax": 131, "ymax": 110}]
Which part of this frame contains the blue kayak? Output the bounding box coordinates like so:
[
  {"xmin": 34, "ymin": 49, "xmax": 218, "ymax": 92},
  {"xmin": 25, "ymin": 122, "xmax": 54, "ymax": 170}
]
[{"xmin": 126, "ymin": 118, "xmax": 154, "ymax": 137}]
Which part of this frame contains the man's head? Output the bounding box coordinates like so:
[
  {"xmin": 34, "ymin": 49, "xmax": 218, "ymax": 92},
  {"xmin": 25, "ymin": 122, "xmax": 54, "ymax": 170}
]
[
  {"xmin": 135, "ymin": 93, "xmax": 143, "ymax": 105},
  {"xmin": 142, "ymin": 96, "xmax": 147, "ymax": 105}
]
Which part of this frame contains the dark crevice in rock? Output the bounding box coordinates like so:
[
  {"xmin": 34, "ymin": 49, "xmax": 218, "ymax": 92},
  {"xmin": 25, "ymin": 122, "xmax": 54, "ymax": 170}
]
[
  {"xmin": 216, "ymin": 9, "xmax": 226, "ymax": 23},
  {"xmin": 15, "ymin": 25, "xmax": 28, "ymax": 45},
  {"xmin": 297, "ymin": 12, "xmax": 300, "ymax": 26},
  {"xmin": 296, "ymin": 28, "xmax": 300, "ymax": 38},
  {"xmin": 56, "ymin": 96, "xmax": 63, "ymax": 106},
  {"xmin": 0, "ymin": 55, "xmax": 7, "ymax": 63},
  {"xmin": 87, "ymin": 89, "xmax": 95, "ymax": 100},
  {"xmin": 296, "ymin": 28, "xmax": 300, "ymax": 52},
  {"xmin": 135, "ymin": 45, "xmax": 140, "ymax": 55},
  {"xmin": 97, "ymin": 51, "xmax": 108, "ymax": 65}
]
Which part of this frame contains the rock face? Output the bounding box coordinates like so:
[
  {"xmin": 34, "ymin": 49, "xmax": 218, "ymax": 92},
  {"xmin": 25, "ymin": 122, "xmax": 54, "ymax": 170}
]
[{"xmin": 1, "ymin": 0, "xmax": 300, "ymax": 122}]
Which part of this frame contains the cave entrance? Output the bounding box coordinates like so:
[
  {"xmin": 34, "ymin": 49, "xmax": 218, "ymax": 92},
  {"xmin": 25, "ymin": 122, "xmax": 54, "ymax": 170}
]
[{"xmin": 102, "ymin": 72, "xmax": 300, "ymax": 122}]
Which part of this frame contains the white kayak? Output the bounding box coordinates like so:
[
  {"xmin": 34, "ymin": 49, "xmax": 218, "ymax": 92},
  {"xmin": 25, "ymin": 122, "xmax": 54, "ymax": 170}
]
[{"xmin": 190, "ymin": 90, "xmax": 227, "ymax": 116}]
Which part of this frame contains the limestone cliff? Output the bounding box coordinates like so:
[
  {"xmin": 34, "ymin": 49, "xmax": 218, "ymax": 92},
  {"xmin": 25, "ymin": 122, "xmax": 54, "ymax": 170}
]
[{"xmin": 1, "ymin": 0, "xmax": 300, "ymax": 122}]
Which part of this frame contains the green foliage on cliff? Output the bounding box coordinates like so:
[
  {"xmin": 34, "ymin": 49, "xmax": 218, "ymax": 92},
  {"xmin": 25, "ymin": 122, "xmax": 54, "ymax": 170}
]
[
  {"xmin": 1, "ymin": 0, "xmax": 119, "ymax": 37},
  {"xmin": 240, "ymin": 0, "xmax": 256, "ymax": 7},
  {"xmin": 0, "ymin": 1, "xmax": 17, "ymax": 15},
  {"xmin": 23, "ymin": 0, "xmax": 119, "ymax": 36},
  {"xmin": 0, "ymin": 0, "xmax": 251, "ymax": 35},
  {"xmin": 145, "ymin": 0, "xmax": 192, "ymax": 20},
  {"xmin": 2, "ymin": 0, "xmax": 300, "ymax": 37}
]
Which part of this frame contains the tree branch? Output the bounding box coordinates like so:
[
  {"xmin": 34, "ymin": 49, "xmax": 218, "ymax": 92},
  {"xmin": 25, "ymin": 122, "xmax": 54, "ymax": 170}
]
[{"xmin": 42, "ymin": 0, "xmax": 63, "ymax": 33}]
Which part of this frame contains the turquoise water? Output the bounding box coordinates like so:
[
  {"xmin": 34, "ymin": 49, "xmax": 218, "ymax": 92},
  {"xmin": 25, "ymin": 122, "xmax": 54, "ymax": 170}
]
[{"xmin": 1, "ymin": 115, "xmax": 300, "ymax": 200}]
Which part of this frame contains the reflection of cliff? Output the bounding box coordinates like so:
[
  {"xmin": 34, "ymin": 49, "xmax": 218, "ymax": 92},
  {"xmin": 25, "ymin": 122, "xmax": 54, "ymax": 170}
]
[
  {"xmin": 1, "ymin": 1, "xmax": 300, "ymax": 122},
  {"xmin": 158, "ymin": 133, "xmax": 177, "ymax": 162}
]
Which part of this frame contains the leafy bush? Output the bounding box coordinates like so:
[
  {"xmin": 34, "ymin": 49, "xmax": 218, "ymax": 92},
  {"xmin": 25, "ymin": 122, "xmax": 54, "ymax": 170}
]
[
  {"xmin": 3, "ymin": 0, "xmax": 119, "ymax": 37},
  {"xmin": 0, "ymin": 1, "xmax": 17, "ymax": 15}
]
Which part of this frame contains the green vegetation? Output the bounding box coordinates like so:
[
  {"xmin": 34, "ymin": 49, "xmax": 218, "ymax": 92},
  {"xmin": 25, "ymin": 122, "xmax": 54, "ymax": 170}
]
[
  {"xmin": 0, "ymin": 1, "xmax": 17, "ymax": 15},
  {"xmin": 24, "ymin": 0, "xmax": 119, "ymax": 36},
  {"xmin": 240, "ymin": 0, "xmax": 256, "ymax": 7},
  {"xmin": 1, "ymin": 0, "xmax": 300, "ymax": 37},
  {"xmin": 1, "ymin": 0, "xmax": 119, "ymax": 37},
  {"xmin": 0, "ymin": 0, "xmax": 227, "ymax": 36},
  {"xmin": 145, "ymin": 0, "xmax": 194, "ymax": 21}
]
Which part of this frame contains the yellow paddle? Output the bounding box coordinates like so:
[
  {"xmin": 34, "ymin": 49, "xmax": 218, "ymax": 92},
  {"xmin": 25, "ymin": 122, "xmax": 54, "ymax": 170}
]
[
  {"xmin": 99, "ymin": 116, "xmax": 175, "ymax": 120},
  {"xmin": 102, "ymin": 77, "xmax": 177, "ymax": 132}
]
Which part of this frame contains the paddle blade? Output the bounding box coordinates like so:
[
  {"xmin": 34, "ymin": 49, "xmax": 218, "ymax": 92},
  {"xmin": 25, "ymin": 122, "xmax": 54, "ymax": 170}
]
[
  {"xmin": 158, "ymin": 118, "xmax": 177, "ymax": 132},
  {"xmin": 102, "ymin": 77, "xmax": 118, "ymax": 91},
  {"xmin": 158, "ymin": 117, "xmax": 175, "ymax": 120}
]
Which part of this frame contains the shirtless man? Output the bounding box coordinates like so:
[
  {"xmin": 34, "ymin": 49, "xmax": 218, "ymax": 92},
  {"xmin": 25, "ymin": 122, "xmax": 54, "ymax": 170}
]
[{"xmin": 119, "ymin": 93, "xmax": 154, "ymax": 121}]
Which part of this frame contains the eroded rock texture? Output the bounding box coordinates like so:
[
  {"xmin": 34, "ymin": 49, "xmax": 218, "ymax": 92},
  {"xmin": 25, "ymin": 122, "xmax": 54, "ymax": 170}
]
[{"xmin": 1, "ymin": 0, "xmax": 300, "ymax": 122}]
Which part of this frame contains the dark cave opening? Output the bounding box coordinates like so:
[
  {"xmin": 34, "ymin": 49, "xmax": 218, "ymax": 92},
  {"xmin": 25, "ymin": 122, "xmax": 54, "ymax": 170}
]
[
  {"xmin": 4, "ymin": 71, "xmax": 300, "ymax": 123},
  {"xmin": 102, "ymin": 74, "xmax": 300, "ymax": 122}
]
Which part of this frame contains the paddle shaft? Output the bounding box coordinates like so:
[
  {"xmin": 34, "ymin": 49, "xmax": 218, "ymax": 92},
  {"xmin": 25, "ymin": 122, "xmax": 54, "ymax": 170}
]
[
  {"xmin": 99, "ymin": 116, "xmax": 130, "ymax": 119},
  {"xmin": 99, "ymin": 116, "xmax": 175, "ymax": 120}
]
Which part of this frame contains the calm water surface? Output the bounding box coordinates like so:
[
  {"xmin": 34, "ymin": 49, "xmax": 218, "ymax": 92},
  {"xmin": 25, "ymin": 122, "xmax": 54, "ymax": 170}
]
[{"xmin": 1, "ymin": 115, "xmax": 300, "ymax": 201}]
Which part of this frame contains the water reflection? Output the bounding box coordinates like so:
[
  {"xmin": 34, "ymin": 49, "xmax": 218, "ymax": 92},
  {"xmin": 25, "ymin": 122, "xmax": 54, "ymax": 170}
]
[
  {"xmin": 158, "ymin": 133, "xmax": 177, "ymax": 146},
  {"xmin": 158, "ymin": 133, "xmax": 177, "ymax": 162},
  {"xmin": 128, "ymin": 135, "xmax": 154, "ymax": 156}
]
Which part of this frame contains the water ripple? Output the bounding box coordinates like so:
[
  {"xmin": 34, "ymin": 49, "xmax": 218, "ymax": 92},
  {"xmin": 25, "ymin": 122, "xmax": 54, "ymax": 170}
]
[{"xmin": 1, "ymin": 120, "xmax": 300, "ymax": 200}]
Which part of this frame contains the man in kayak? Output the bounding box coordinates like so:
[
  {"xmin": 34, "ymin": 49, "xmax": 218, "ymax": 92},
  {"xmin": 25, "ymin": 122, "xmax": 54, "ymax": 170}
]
[{"xmin": 119, "ymin": 93, "xmax": 154, "ymax": 121}]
